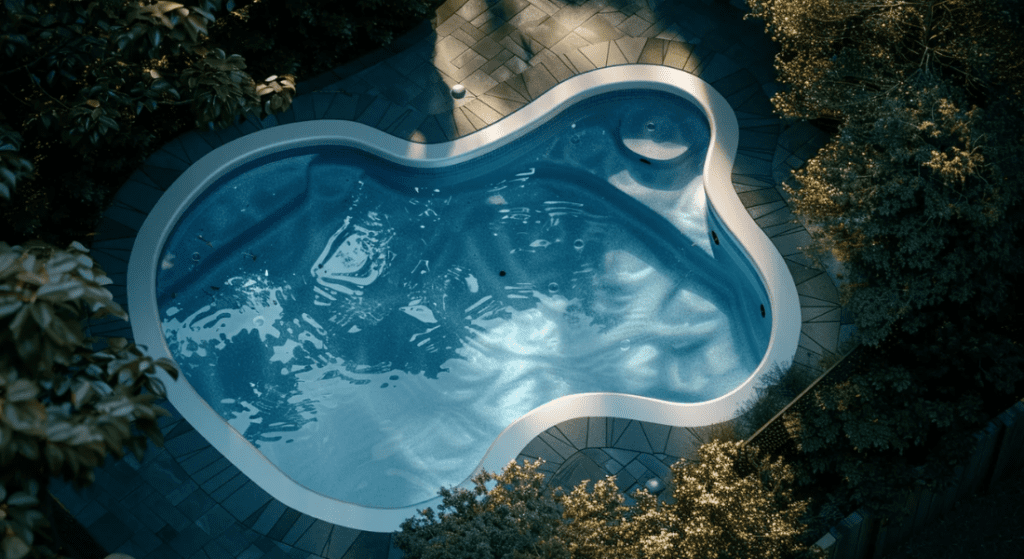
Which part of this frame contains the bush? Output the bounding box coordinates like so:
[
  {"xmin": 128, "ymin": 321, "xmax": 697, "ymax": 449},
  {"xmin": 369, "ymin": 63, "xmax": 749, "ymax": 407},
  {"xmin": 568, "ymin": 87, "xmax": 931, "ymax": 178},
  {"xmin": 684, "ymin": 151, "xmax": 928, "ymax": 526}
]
[
  {"xmin": 1, "ymin": 240, "xmax": 178, "ymax": 558},
  {"xmin": 396, "ymin": 440, "xmax": 824, "ymax": 559}
]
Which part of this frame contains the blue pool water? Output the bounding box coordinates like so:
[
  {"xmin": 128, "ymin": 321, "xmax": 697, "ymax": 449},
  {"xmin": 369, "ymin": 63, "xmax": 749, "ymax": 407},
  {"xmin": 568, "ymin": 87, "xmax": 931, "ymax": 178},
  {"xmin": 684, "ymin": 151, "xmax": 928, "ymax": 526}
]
[{"xmin": 156, "ymin": 90, "xmax": 771, "ymax": 508}]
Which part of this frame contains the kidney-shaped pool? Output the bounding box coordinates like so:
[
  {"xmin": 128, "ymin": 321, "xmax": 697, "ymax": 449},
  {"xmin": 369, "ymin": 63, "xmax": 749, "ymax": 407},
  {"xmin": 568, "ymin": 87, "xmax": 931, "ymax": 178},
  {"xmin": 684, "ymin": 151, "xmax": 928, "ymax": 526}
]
[{"xmin": 128, "ymin": 65, "xmax": 800, "ymax": 532}]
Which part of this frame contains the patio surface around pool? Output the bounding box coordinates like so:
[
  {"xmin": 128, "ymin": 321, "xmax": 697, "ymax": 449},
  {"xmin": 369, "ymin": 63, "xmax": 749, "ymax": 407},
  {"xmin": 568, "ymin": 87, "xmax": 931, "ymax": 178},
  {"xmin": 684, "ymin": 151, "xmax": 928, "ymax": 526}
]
[{"xmin": 54, "ymin": 0, "xmax": 852, "ymax": 557}]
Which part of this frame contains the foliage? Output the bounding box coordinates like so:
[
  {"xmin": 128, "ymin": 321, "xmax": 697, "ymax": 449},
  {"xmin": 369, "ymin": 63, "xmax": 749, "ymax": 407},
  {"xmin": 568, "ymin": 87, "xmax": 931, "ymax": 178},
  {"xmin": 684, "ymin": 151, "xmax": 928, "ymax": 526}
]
[
  {"xmin": 733, "ymin": 362, "xmax": 823, "ymax": 440},
  {"xmin": 0, "ymin": 0, "xmax": 300, "ymax": 245},
  {"xmin": 745, "ymin": 0, "xmax": 1024, "ymax": 346},
  {"xmin": 0, "ymin": 240, "xmax": 178, "ymax": 559},
  {"xmin": 207, "ymin": 0, "xmax": 447, "ymax": 82},
  {"xmin": 743, "ymin": 0, "xmax": 1024, "ymax": 528},
  {"xmin": 396, "ymin": 441, "xmax": 824, "ymax": 559}
]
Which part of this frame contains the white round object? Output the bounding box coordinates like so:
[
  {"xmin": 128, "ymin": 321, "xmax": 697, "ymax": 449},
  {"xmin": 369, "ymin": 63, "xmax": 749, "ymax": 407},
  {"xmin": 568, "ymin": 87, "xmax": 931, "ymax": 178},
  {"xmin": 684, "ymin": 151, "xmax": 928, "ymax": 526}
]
[{"xmin": 451, "ymin": 84, "xmax": 467, "ymax": 99}]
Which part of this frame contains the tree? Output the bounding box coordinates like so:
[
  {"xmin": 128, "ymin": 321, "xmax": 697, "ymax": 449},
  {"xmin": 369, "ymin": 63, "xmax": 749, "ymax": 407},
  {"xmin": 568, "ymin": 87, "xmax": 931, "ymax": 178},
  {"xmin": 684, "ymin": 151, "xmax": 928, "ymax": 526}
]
[
  {"xmin": 1, "ymin": 240, "xmax": 178, "ymax": 559},
  {"xmin": 395, "ymin": 441, "xmax": 823, "ymax": 559},
  {"xmin": 744, "ymin": 0, "xmax": 1024, "ymax": 346},
  {"xmin": 0, "ymin": 0, "xmax": 298, "ymax": 245},
  {"xmin": 743, "ymin": 0, "xmax": 1024, "ymax": 523}
]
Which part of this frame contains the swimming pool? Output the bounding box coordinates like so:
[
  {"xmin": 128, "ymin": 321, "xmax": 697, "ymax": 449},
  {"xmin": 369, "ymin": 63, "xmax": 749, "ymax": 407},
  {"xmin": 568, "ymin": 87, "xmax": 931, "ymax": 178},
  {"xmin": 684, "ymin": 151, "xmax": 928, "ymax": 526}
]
[{"xmin": 128, "ymin": 65, "xmax": 801, "ymax": 531}]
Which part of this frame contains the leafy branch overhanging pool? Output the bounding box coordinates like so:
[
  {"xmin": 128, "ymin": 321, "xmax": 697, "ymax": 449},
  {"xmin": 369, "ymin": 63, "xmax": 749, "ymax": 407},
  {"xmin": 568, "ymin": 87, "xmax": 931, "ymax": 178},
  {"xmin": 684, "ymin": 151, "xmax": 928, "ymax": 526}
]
[{"xmin": 127, "ymin": 65, "xmax": 801, "ymax": 532}]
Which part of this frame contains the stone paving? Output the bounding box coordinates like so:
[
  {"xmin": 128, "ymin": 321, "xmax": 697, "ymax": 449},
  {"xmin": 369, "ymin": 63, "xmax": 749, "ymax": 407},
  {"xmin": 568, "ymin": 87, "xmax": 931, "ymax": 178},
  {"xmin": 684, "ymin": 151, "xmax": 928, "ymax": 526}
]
[{"xmin": 56, "ymin": 0, "xmax": 850, "ymax": 557}]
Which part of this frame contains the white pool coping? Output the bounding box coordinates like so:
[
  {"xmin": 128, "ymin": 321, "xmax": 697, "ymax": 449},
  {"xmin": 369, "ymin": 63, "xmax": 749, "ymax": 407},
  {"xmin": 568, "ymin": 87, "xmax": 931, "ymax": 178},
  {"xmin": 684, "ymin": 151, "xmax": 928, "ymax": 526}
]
[{"xmin": 127, "ymin": 65, "xmax": 801, "ymax": 532}]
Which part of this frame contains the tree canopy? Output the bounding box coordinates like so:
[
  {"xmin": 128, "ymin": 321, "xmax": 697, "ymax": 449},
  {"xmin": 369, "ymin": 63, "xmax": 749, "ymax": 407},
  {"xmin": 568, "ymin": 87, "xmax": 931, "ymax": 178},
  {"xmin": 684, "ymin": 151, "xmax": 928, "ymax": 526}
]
[
  {"xmin": 1, "ymin": 240, "xmax": 179, "ymax": 558},
  {"xmin": 744, "ymin": 0, "xmax": 1024, "ymax": 523},
  {"xmin": 395, "ymin": 441, "xmax": 824, "ymax": 559}
]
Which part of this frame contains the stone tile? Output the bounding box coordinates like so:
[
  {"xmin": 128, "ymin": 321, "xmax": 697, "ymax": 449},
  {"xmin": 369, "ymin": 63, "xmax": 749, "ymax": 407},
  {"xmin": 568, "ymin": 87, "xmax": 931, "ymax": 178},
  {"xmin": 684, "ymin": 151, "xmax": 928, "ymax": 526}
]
[
  {"xmin": 754, "ymin": 205, "xmax": 796, "ymax": 229},
  {"xmin": 461, "ymin": 104, "xmax": 488, "ymax": 129},
  {"xmin": 479, "ymin": 48, "xmax": 516, "ymax": 74},
  {"xmin": 613, "ymin": 470, "xmax": 638, "ymax": 494},
  {"xmin": 638, "ymin": 37, "xmax": 668, "ymax": 64},
  {"xmin": 327, "ymin": 525, "xmax": 362, "ymax": 557},
  {"xmin": 664, "ymin": 427, "xmax": 703, "ymax": 460},
  {"xmin": 434, "ymin": 34, "xmax": 471, "ymax": 65},
  {"xmin": 610, "ymin": 418, "xmax": 632, "ymax": 447},
  {"xmin": 612, "ymin": 421, "xmax": 655, "ymax": 454},
  {"xmin": 797, "ymin": 272, "xmax": 840, "ymax": 304},
  {"xmin": 555, "ymin": 417, "xmax": 589, "ymax": 450},
  {"xmin": 293, "ymin": 519, "xmax": 333, "ymax": 554},
  {"xmin": 462, "ymin": 69, "xmax": 500, "ymax": 97},
  {"xmin": 538, "ymin": 430, "xmax": 579, "ymax": 460},
  {"xmin": 343, "ymin": 531, "xmax": 391, "ymax": 559},
  {"xmin": 771, "ymin": 229, "xmax": 813, "ymax": 259},
  {"xmin": 524, "ymin": 16, "xmax": 573, "ymax": 49},
  {"xmin": 636, "ymin": 453, "xmax": 672, "ymax": 479},
  {"xmin": 251, "ymin": 500, "xmax": 288, "ymax": 535},
  {"xmin": 489, "ymin": 64, "xmax": 515, "ymax": 83},
  {"xmin": 587, "ymin": 417, "xmax": 608, "ymax": 448},
  {"xmin": 392, "ymin": 109, "xmax": 430, "ymax": 140},
  {"xmin": 267, "ymin": 508, "xmax": 302, "ymax": 542},
  {"xmin": 701, "ymin": 54, "xmax": 743, "ymax": 84},
  {"xmin": 732, "ymin": 151, "xmax": 774, "ymax": 177},
  {"xmin": 737, "ymin": 187, "xmax": 782, "ymax": 208},
  {"xmin": 193, "ymin": 456, "xmax": 232, "ymax": 487},
  {"xmin": 619, "ymin": 14, "xmax": 654, "ymax": 36},
  {"xmin": 89, "ymin": 512, "xmax": 135, "ymax": 552},
  {"xmin": 486, "ymin": 78, "xmax": 529, "ymax": 104},
  {"xmin": 120, "ymin": 527, "xmax": 163, "ymax": 558},
  {"xmin": 520, "ymin": 436, "xmax": 567, "ymax": 464},
  {"xmin": 179, "ymin": 446, "xmax": 223, "ymax": 477},
  {"xmin": 615, "ymin": 36, "xmax": 647, "ymax": 63},
  {"xmin": 508, "ymin": 4, "xmax": 549, "ymax": 28},
  {"xmin": 199, "ymin": 462, "xmax": 240, "ymax": 495},
  {"xmin": 505, "ymin": 53, "xmax": 530, "ymax": 74},
  {"xmin": 624, "ymin": 458, "xmax": 649, "ymax": 480},
  {"xmin": 501, "ymin": 30, "xmax": 545, "ymax": 62},
  {"xmin": 463, "ymin": 97, "xmax": 505, "ymax": 124},
  {"xmin": 78, "ymin": 499, "xmax": 109, "ymax": 528},
  {"xmin": 221, "ymin": 481, "xmax": 274, "ymax": 523},
  {"xmin": 435, "ymin": 12, "xmax": 471, "ymax": 37},
  {"xmin": 663, "ymin": 39, "xmax": 695, "ymax": 71},
  {"xmin": 196, "ymin": 504, "xmax": 236, "ymax": 539},
  {"xmin": 598, "ymin": 11, "xmax": 627, "ymax": 27},
  {"xmin": 170, "ymin": 524, "xmax": 213, "ymax": 558},
  {"xmin": 409, "ymin": 81, "xmax": 456, "ymax": 115},
  {"xmin": 165, "ymin": 429, "xmax": 211, "ymax": 460},
  {"xmin": 551, "ymin": 3, "xmax": 602, "ymax": 30},
  {"xmin": 575, "ymin": 15, "xmax": 624, "ymax": 44},
  {"xmin": 452, "ymin": 26, "xmax": 480, "ymax": 49},
  {"xmin": 640, "ymin": 422, "xmax": 672, "ymax": 454},
  {"xmin": 579, "ymin": 41, "xmax": 609, "ymax": 68},
  {"xmin": 456, "ymin": 0, "xmax": 490, "ymax": 22},
  {"xmin": 606, "ymin": 40, "xmax": 630, "ymax": 65},
  {"xmin": 139, "ymin": 449, "xmax": 190, "ymax": 491},
  {"xmin": 562, "ymin": 48, "xmax": 597, "ymax": 73},
  {"xmin": 210, "ymin": 470, "xmax": 249, "ymax": 502},
  {"xmin": 417, "ymin": 114, "xmax": 458, "ymax": 142},
  {"xmin": 452, "ymin": 106, "xmax": 478, "ymax": 137},
  {"xmin": 471, "ymin": 8, "xmax": 508, "ymax": 34},
  {"xmin": 529, "ymin": 0, "xmax": 562, "ymax": 16},
  {"xmin": 355, "ymin": 96, "xmax": 393, "ymax": 127},
  {"xmin": 535, "ymin": 50, "xmax": 575, "ymax": 81},
  {"xmin": 801, "ymin": 321, "xmax": 841, "ymax": 355},
  {"xmin": 165, "ymin": 479, "xmax": 200, "ymax": 507},
  {"xmin": 522, "ymin": 63, "xmax": 558, "ymax": 99},
  {"xmin": 378, "ymin": 103, "xmax": 411, "ymax": 131}
]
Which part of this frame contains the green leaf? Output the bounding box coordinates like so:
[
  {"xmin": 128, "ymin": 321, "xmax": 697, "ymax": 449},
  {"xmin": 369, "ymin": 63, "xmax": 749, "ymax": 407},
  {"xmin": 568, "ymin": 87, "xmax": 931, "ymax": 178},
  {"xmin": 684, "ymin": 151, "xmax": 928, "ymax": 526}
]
[
  {"xmin": 1, "ymin": 534, "xmax": 30, "ymax": 559},
  {"xmin": 5, "ymin": 492, "xmax": 38, "ymax": 508},
  {"xmin": 5, "ymin": 379, "xmax": 39, "ymax": 403}
]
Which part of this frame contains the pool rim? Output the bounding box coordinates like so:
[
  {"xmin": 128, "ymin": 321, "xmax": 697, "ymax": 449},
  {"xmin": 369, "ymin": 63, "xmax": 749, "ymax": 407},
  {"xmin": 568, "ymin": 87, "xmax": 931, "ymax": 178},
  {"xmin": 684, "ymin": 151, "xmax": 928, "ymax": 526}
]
[{"xmin": 127, "ymin": 64, "xmax": 801, "ymax": 532}]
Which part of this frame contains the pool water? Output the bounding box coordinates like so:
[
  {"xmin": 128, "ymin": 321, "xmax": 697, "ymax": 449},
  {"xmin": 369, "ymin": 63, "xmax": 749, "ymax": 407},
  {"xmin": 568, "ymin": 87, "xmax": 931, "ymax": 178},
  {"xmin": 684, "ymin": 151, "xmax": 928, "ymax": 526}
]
[{"xmin": 156, "ymin": 90, "xmax": 771, "ymax": 508}]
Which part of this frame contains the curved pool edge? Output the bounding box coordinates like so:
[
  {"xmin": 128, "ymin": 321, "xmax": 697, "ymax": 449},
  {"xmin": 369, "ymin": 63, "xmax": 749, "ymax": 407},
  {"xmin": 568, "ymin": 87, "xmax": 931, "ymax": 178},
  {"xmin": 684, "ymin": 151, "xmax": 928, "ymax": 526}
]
[{"xmin": 127, "ymin": 64, "xmax": 801, "ymax": 532}]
